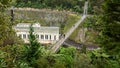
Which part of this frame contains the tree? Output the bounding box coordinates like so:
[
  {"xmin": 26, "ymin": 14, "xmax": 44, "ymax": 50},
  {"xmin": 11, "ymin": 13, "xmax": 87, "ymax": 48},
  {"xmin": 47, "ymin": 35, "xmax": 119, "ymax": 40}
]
[
  {"xmin": 54, "ymin": 47, "xmax": 76, "ymax": 68},
  {"xmin": 22, "ymin": 24, "xmax": 41, "ymax": 67},
  {"xmin": 99, "ymin": 0, "xmax": 120, "ymax": 55},
  {"xmin": 0, "ymin": 0, "xmax": 22, "ymax": 46},
  {"xmin": 0, "ymin": 0, "xmax": 12, "ymax": 11},
  {"xmin": 88, "ymin": 0, "xmax": 104, "ymax": 14},
  {"xmin": 73, "ymin": 52, "xmax": 94, "ymax": 68}
]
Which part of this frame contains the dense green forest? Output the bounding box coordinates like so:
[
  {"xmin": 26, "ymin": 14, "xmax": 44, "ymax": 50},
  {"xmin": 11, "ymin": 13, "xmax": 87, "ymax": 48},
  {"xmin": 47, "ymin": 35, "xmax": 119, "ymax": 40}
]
[
  {"xmin": 0, "ymin": 0, "xmax": 120, "ymax": 68},
  {"xmin": 12, "ymin": 0, "xmax": 103, "ymax": 14},
  {"xmin": 12, "ymin": 0, "xmax": 85, "ymax": 13}
]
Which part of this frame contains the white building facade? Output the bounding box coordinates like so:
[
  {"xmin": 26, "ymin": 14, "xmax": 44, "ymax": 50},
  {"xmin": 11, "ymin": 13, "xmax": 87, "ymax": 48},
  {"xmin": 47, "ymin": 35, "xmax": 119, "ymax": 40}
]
[{"xmin": 13, "ymin": 23, "xmax": 59, "ymax": 44}]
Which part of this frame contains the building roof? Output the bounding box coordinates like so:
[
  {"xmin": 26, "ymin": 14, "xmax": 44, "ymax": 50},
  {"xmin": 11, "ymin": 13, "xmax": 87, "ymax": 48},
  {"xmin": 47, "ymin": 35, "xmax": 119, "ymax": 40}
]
[
  {"xmin": 13, "ymin": 23, "xmax": 59, "ymax": 33},
  {"xmin": 16, "ymin": 23, "xmax": 41, "ymax": 27}
]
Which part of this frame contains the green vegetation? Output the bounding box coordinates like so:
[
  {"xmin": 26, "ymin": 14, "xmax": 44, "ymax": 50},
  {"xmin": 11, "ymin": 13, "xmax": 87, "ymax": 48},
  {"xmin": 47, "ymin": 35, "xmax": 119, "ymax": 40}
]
[
  {"xmin": 1, "ymin": 43, "xmax": 119, "ymax": 68},
  {"xmin": 69, "ymin": 23, "xmax": 82, "ymax": 42},
  {"xmin": 87, "ymin": 0, "xmax": 103, "ymax": 14},
  {"xmin": 13, "ymin": 0, "xmax": 85, "ymax": 13},
  {"xmin": 63, "ymin": 14, "xmax": 80, "ymax": 33},
  {"xmin": 12, "ymin": 0, "xmax": 104, "ymax": 14},
  {"xmin": 98, "ymin": 0, "xmax": 120, "ymax": 56},
  {"xmin": 0, "ymin": 0, "xmax": 12, "ymax": 11},
  {"xmin": 80, "ymin": 16, "xmax": 99, "ymax": 44},
  {"xmin": 0, "ymin": 0, "xmax": 22, "ymax": 46},
  {"xmin": 22, "ymin": 24, "xmax": 42, "ymax": 67},
  {"xmin": 0, "ymin": 0, "xmax": 120, "ymax": 68},
  {"xmin": 69, "ymin": 16, "xmax": 93, "ymax": 43},
  {"xmin": 81, "ymin": 0, "xmax": 120, "ymax": 67},
  {"xmin": 83, "ymin": 0, "xmax": 120, "ymax": 56}
]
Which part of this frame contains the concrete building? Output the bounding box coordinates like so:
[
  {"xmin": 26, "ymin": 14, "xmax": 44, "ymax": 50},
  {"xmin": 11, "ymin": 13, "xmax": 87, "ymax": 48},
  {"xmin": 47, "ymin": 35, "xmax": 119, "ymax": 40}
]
[{"xmin": 13, "ymin": 23, "xmax": 59, "ymax": 44}]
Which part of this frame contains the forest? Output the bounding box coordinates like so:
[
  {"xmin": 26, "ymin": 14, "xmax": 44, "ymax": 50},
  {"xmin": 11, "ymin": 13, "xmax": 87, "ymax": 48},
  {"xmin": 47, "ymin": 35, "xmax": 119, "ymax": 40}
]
[{"xmin": 0, "ymin": 0, "xmax": 120, "ymax": 68}]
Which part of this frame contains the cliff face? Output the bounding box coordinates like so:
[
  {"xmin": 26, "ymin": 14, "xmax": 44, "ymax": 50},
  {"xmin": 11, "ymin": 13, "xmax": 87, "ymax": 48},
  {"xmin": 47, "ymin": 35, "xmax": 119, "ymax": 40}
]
[{"xmin": 79, "ymin": 28, "xmax": 87, "ymax": 43}]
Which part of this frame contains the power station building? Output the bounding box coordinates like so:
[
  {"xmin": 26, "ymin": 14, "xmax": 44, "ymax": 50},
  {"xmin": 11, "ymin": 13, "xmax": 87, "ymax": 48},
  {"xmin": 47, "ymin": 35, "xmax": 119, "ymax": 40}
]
[{"xmin": 13, "ymin": 23, "xmax": 59, "ymax": 44}]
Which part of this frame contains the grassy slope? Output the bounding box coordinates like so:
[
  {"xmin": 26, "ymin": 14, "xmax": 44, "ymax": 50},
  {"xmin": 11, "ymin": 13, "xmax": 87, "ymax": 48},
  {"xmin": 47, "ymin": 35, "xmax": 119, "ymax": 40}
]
[
  {"xmin": 63, "ymin": 14, "xmax": 80, "ymax": 33},
  {"xmin": 69, "ymin": 24, "xmax": 82, "ymax": 42}
]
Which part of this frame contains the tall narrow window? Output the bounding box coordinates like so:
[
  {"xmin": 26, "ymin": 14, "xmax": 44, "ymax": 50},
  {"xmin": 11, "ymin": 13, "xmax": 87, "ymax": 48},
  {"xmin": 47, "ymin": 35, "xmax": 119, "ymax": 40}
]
[
  {"xmin": 50, "ymin": 35, "xmax": 51, "ymax": 40},
  {"xmin": 41, "ymin": 35, "xmax": 44, "ymax": 39},
  {"xmin": 54, "ymin": 35, "xmax": 56, "ymax": 40},
  {"xmin": 27, "ymin": 35, "xmax": 29, "ymax": 39},
  {"xmin": 45, "ymin": 35, "xmax": 48, "ymax": 40},
  {"xmin": 23, "ymin": 34, "xmax": 26, "ymax": 39}
]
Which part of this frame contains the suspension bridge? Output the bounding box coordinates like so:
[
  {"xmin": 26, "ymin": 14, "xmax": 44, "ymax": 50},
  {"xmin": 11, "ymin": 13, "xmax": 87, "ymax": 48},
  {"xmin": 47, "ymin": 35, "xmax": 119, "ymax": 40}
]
[{"xmin": 51, "ymin": 1, "xmax": 88, "ymax": 53}]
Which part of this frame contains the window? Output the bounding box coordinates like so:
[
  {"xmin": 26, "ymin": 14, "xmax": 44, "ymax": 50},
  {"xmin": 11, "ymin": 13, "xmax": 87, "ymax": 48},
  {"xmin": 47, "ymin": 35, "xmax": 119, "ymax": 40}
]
[
  {"xmin": 45, "ymin": 35, "xmax": 48, "ymax": 40},
  {"xmin": 23, "ymin": 34, "xmax": 26, "ymax": 39},
  {"xmin": 41, "ymin": 35, "xmax": 44, "ymax": 39},
  {"xmin": 54, "ymin": 35, "xmax": 56, "ymax": 40},
  {"xmin": 27, "ymin": 35, "xmax": 29, "ymax": 39},
  {"xmin": 50, "ymin": 35, "xmax": 51, "ymax": 40}
]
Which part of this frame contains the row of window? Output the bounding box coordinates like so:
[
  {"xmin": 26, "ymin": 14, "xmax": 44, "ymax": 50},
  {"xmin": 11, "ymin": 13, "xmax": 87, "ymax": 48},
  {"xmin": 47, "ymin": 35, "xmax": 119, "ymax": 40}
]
[{"xmin": 18, "ymin": 34, "xmax": 56, "ymax": 40}]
